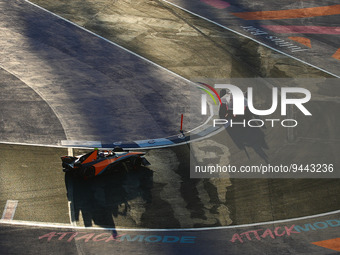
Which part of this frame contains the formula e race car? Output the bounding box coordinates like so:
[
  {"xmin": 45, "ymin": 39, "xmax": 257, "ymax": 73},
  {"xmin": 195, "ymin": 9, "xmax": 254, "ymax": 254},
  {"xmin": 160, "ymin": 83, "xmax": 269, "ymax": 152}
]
[{"xmin": 61, "ymin": 148, "xmax": 150, "ymax": 179}]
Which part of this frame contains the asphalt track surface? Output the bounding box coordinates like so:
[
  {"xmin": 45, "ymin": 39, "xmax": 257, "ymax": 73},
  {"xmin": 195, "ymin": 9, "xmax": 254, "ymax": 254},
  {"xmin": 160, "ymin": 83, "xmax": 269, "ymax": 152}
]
[
  {"xmin": 164, "ymin": 0, "xmax": 340, "ymax": 78},
  {"xmin": 1, "ymin": 211, "xmax": 340, "ymax": 254},
  {"xmin": 1, "ymin": 0, "xmax": 340, "ymax": 254},
  {"xmin": 0, "ymin": 0, "xmax": 205, "ymax": 145}
]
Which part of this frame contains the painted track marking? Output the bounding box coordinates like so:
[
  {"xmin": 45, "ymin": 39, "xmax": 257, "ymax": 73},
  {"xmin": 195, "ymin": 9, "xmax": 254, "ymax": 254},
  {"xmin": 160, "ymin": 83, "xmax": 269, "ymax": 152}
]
[
  {"xmin": 1, "ymin": 0, "xmax": 217, "ymax": 149},
  {"xmin": 1, "ymin": 209, "xmax": 340, "ymax": 232},
  {"xmin": 263, "ymin": 25, "xmax": 340, "ymax": 35},
  {"xmin": 333, "ymin": 48, "xmax": 340, "ymax": 61},
  {"xmin": 1, "ymin": 0, "xmax": 337, "ymax": 237},
  {"xmin": 200, "ymin": 0, "xmax": 230, "ymax": 9},
  {"xmin": 24, "ymin": 0, "xmax": 195, "ymax": 87},
  {"xmin": 232, "ymin": 5, "xmax": 340, "ymax": 20},
  {"xmin": 1, "ymin": 200, "xmax": 18, "ymax": 221},
  {"xmin": 312, "ymin": 238, "xmax": 340, "ymax": 252},
  {"xmin": 161, "ymin": 0, "xmax": 340, "ymax": 78}
]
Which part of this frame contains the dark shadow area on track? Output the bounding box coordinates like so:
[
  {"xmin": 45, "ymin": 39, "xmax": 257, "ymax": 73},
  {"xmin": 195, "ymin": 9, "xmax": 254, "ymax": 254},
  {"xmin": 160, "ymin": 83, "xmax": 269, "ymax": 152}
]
[
  {"xmin": 218, "ymin": 98, "xmax": 269, "ymax": 163},
  {"xmin": 0, "ymin": 67, "xmax": 66, "ymax": 144},
  {"xmin": 0, "ymin": 0, "xmax": 205, "ymax": 144},
  {"xmin": 65, "ymin": 166, "xmax": 153, "ymax": 228},
  {"xmin": 225, "ymin": 122, "xmax": 269, "ymax": 163}
]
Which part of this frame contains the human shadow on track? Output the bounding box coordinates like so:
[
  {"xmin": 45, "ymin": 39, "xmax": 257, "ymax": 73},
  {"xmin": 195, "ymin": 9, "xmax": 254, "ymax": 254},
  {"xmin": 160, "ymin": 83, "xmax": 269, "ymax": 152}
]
[
  {"xmin": 65, "ymin": 166, "xmax": 153, "ymax": 229},
  {"xmin": 218, "ymin": 98, "xmax": 269, "ymax": 163},
  {"xmin": 226, "ymin": 122, "xmax": 269, "ymax": 163}
]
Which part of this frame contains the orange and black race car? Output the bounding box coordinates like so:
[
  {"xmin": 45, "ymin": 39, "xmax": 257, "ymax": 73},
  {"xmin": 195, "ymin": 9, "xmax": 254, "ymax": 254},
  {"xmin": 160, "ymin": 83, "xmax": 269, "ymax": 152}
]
[{"xmin": 61, "ymin": 147, "xmax": 150, "ymax": 179}]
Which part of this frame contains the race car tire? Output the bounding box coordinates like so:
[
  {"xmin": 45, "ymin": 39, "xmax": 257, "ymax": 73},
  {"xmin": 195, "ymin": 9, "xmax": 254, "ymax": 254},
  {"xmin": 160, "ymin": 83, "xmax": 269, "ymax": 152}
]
[
  {"xmin": 131, "ymin": 157, "xmax": 142, "ymax": 170},
  {"xmin": 63, "ymin": 168, "xmax": 71, "ymax": 173}
]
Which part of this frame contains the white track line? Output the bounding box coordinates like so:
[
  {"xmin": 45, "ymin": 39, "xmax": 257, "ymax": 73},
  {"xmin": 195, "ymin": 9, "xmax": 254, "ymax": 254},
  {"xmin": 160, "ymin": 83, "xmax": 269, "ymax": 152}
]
[
  {"xmin": 1, "ymin": 209, "xmax": 340, "ymax": 232},
  {"xmin": 0, "ymin": 141, "xmax": 80, "ymax": 149},
  {"xmin": 68, "ymin": 201, "xmax": 76, "ymax": 227},
  {"xmin": 161, "ymin": 0, "xmax": 340, "ymax": 79},
  {"xmin": 5, "ymin": 0, "xmax": 338, "ymax": 234},
  {"xmin": 0, "ymin": 125, "xmax": 225, "ymax": 151},
  {"xmin": 24, "ymin": 0, "xmax": 197, "ymax": 85},
  {"xmin": 2, "ymin": 0, "xmax": 215, "ymax": 150},
  {"xmin": 0, "ymin": 65, "xmax": 71, "ymax": 140},
  {"xmin": 68, "ymin": 147, "xmax": 74, "ymax": 157},
  {"xmin": 1, "ymin": 200, "xmax": 18, "ymax": 221},
  {"xmin": 0, "ymin": 100, "xmax": 219, "ymax": 150}
]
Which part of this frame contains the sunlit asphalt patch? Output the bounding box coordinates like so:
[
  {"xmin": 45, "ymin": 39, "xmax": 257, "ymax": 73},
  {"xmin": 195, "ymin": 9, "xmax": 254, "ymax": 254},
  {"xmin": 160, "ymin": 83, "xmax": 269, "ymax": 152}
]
[
  {"xmin": 162, "ymin": 0, "xmax": 340, "ymax": 78},
  {"xmin": 0, "ymin": 144, "xmax": 69, "ymax": 224}
]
